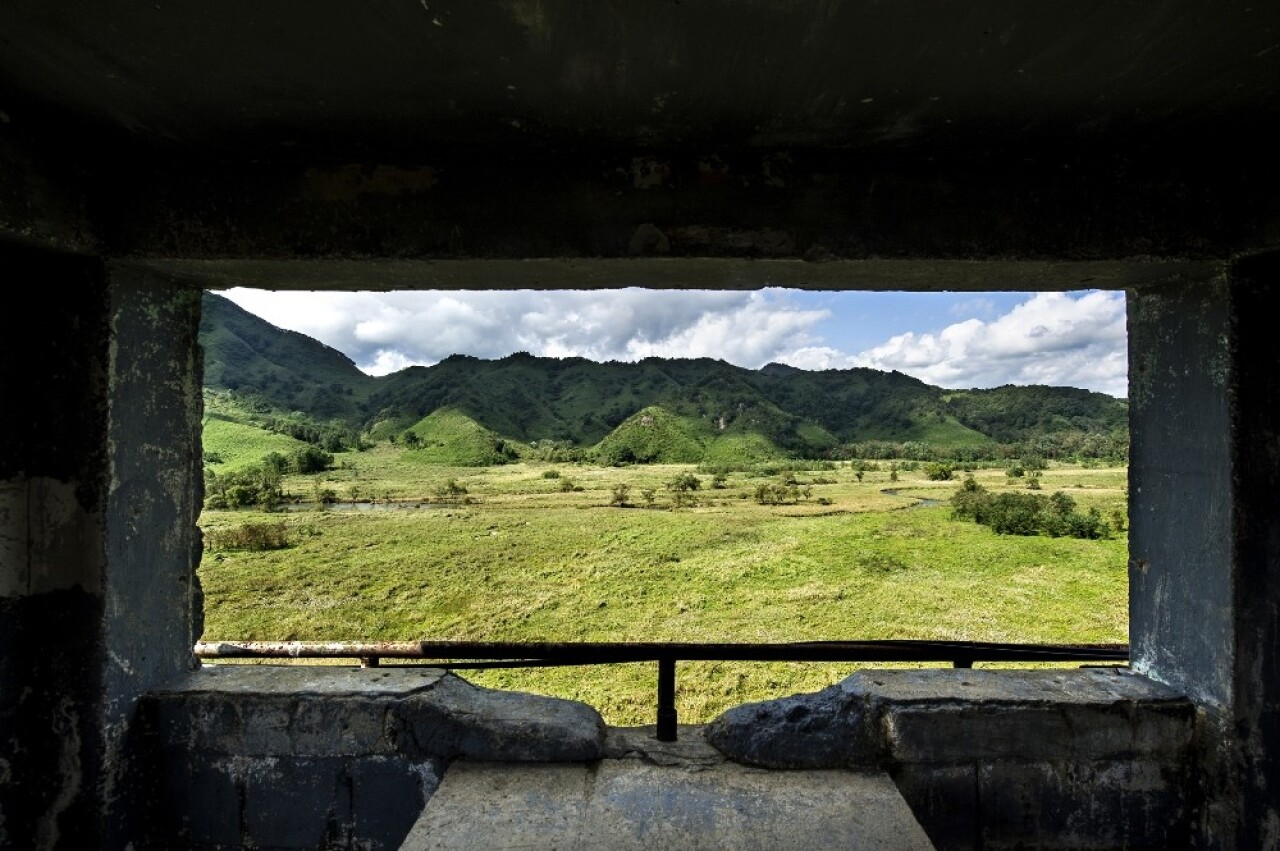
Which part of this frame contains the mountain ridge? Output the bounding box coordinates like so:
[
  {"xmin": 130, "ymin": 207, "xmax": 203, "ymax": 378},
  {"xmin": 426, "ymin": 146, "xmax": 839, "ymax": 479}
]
[{"xmin": 200, "ymin": 292, "xmax": 1128, "ymax": 462}]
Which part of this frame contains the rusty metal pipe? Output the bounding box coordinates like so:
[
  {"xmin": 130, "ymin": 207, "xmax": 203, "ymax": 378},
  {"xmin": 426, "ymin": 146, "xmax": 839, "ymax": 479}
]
[{"xmin": 194, "ymin": 639, "xmax": 1128, "ymax": 665}]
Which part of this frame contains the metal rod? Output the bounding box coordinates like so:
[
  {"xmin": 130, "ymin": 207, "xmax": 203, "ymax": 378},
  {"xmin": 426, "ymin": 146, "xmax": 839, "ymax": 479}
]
[
  {"xmin": 656, "ymin": 658, "xmax": 678, "ymax": 742},
  {"xmin": 194, "ymin": 639, "xmax": 1128, "ymax": 665}
]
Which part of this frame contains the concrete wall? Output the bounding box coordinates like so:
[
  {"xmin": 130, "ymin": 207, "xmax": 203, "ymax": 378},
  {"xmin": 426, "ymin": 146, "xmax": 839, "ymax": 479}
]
[
  {"xmin": 0, "ymin": 253, "xmax": 203, "ymax": 849},
  {"xmin": 4, "ymin": 232, "xmax": 1279, "ymax": 849},
  {"xmin": 0, "ymin": 245, "xmax": 111, "ymax": 848},
  {"xmin": 1128, "ymin": 255, "xmax": 1280, "ymax": 848}
]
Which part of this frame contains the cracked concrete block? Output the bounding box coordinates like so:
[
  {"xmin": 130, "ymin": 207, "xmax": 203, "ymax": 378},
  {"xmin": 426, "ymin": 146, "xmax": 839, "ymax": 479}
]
[
  {"xmin": 390, "ymin": 674, "xmax": 606, "ymax": 762},
  {"xmin": 704, "ymin": 678, "xmax": 879, "ymax": 769},
  {"xmin": 402, "ymin": 759, "xmax": 936, "ymax": 850}
]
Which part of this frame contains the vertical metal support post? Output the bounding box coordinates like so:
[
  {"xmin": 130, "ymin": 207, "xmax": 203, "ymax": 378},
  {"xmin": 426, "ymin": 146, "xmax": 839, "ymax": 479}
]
[
  {"xmin": 953, "ymin": 658, "xmax": 973, "ymax": 669},
  {"xmin": 656, "ymin": 657, "xmax": 677, "ymax": 741},
  {"xmin": 361, "ymin": 656, "xmax": 380, "ymax": 668}
]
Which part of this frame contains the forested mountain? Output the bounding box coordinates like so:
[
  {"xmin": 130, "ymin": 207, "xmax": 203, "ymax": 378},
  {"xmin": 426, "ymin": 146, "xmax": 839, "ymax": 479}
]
[{"xmin": 200, "ymin": 292, "xmax": 1128, "ymax": 462}]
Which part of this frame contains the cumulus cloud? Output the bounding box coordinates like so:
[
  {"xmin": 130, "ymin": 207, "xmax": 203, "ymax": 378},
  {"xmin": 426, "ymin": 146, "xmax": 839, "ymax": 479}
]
[
  {"xmin": 219, "ymin": 287, "xmax": 1128, "ymax": 397},
  {"xmin": 219, "ymin": 288, "xmax": 828, "ymax": 375},
  {"xmin": 777, "ymin": 291, "xmax": 1128, "ymax": 398}
]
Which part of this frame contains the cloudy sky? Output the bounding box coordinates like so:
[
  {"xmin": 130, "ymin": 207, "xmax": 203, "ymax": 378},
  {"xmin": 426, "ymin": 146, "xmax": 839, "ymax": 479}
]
[{"xmin": 220, "ymin": 287, "xmax": 1129, "ymax": 398}]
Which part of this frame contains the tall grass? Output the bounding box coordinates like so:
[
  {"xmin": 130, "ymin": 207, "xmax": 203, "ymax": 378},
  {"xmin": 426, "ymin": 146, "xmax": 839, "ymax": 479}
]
[{"xmin": 198, "ymin": 454, "xmax": 1128, "ymax": 725}]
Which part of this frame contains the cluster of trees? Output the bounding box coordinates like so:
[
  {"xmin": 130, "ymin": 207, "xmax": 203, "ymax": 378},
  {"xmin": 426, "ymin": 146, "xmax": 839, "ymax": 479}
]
[
  {"xmin": 256, "ymin": 414, "xmax": 366, "ymax": 453},
  {"xmin": 204, "ymin": 465, "xmax": 285, "ymax": 510},
  {"xmin": 214, "ymin": 390, "xmax": 368, "ymax": 452},
  {"xmin": 949, "ymin": 476, "xmax": 1117, "ymax": 539},
  {"xmin": 204, "ymin": 447, "xmax": 336, "ymax": 510},
  {"xmin": 828, "ymin": 432, "xmax": 1127, "ymax": 464},
  {"xmin": 523, "ymin": 440, "xmax": 585, "ymax": 463}
]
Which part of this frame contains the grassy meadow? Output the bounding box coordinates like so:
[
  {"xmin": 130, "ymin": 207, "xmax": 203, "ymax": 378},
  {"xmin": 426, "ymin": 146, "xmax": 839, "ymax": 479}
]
[{"xmin": 197, "ymin": 445, "xmax": 1129, "ymax": 725}]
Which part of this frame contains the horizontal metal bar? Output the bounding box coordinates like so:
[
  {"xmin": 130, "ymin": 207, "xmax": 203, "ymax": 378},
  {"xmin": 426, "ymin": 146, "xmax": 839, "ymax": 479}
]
[{"xmin": 195, "ymin": 639, "xmax": 1128, "ymax": 665}]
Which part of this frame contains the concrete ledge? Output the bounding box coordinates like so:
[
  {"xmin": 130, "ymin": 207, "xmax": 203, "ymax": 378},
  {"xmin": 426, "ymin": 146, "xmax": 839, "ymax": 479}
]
[
  {"xmin": 144, "ymin": 664, "xmax": 607, "ymax": 762},
  {"xmin": 707, "ymin": 667, "xmax": 1192, "ymax": 768},
  {"xmin": 401, "ymin": 756, "xmax": 936, "ymax": 850},
  {"xmin": 139, "ymin": 665, "xmax": 607, "ymax": 849},
  {"xmin": 706, "ymin": 667, "xmax": 1195, "ymax": 850}
]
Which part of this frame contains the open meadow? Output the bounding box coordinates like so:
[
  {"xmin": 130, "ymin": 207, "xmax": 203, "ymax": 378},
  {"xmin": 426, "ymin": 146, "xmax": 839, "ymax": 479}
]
[{"xmin": 197, "ymin": 446, "xmax": 1129, "ymax": 725}]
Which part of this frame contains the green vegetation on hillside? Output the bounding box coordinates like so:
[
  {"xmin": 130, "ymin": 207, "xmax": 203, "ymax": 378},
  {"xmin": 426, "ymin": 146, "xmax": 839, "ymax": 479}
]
[
  {"xmin": 200, "ymin": 292, "xmax": 1129, "ymax": 466},
  {"xmin": 399, "ymin": 408, "xmax": 520, "ymax": 466}
]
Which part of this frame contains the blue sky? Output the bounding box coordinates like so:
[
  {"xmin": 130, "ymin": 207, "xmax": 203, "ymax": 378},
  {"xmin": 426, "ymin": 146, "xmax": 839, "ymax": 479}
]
[{"xmin": 220, "ymin": 288, "xmax": 1129, "ymax": 398}]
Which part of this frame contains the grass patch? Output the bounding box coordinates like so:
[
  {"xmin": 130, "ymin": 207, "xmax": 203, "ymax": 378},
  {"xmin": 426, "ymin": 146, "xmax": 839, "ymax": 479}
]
[
  {"xmin": 198, "ymin": 457, "xmax": 1129, "ymax": 725},
  {"xmin": 202, "ymin": 416, "xmax": 311, "ymax": 472}
]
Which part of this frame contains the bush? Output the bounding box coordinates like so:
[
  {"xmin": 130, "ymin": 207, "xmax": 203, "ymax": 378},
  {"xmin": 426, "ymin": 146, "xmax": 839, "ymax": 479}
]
[
  {"xmin": 434, "ymin": 478, "xmax": 469, "ymax": 503},
  {"xmin": 985, "ymin": 492, "xmax": 1046, "ymax": 535},
  {"xmin": 755, "ymin": 482, "xmax": 800, "ymax": 505},
  {"xmin": 204, "ymin": 522, "xmax": 290, "ymax": 552},
  {"xmin": 949, "ymin": 475, "xmax": 990, "ymax": 521},
  {"xmin": 291, "ymin": 445, "xmax": 334, "ymax": 474},
  {"xmin": 924, "ymin": 462, "xmax": 954, "ymax": 481},
  {"xmin": 203, "ymin": 464, "xmax": 283, "ymax": 510},
  {"xmin": 950, "ymin": 478, "xmax": 1112, "ymax": 540},
  {"xmin": 542, "ymin": 469, "xmax": 561, "ymax": 479}
]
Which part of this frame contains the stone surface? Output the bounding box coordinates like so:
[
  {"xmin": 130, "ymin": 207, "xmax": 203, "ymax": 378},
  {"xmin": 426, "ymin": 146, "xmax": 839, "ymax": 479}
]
[
  {"xmin": 390, "ymin": 672, "xmax": 607, "ymax": 762},
  {"xmin": 706, "ymin": 667, "xmax": 1193, "ymax": 769},
  {"xmin": 705, "ymin": 668, "xmax": 1196, "ymax": 850},
  {"xmin": 705, "ymin": 676, "xmax": 879, "ymax": 769},
  {"xmin": 141, "ymin": 667, "xmax": 604, "ymax": 849},
  {"xmin": 401, "ymin": 759, "xmax": 936, "ymax": 850},
  {"xmin": 871, "ymin": 669, "xmax": 1195, "ymax": 764}
]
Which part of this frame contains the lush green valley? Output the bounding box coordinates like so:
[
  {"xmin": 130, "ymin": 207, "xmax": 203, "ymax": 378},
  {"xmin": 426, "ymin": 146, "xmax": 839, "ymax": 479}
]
[{"xmin": 197, "ymin": 292, "xmax": 1130, "ymax": 727}]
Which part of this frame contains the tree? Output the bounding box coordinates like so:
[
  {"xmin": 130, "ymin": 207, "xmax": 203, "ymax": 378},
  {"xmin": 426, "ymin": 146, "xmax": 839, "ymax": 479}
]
[
  {"xmin": 666, "ymin": 473, "xmax": 700, "ymax": 508},
  {"xmin": 433, "ymin": 478, "xmax": 468, "ymax": 503},
  {"xmin": 924, "ymin": 462, "xmax": 955, "ymax": 481},
  {"xmin": 610, "ymin": 483, "xmax": 631, "ymax": 507}
]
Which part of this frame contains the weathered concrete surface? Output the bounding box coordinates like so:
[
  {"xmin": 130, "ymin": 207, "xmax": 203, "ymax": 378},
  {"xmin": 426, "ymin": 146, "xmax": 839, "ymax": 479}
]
[
  {"xmin": 707, "ymin": 668, "xmax": 1194, "ymax": 850},
  {"xmin": 0, "ymin": 127, "xmax": 97, "ymax": 253},
  {"xmin": 708, "ymin": 668, "xmax": 1192, "ymax": 768},
  {"xmin": 401, "ymin": 752, "xmax": 935, "ymax": 850},
  {"xmin": 391, "ymin": 671, "xmax": 607, "ymax": 762},
  {"xmin": 1129, "ymin": 256, "xmax": 1280, "ymax": 849},
  {"xmin": 96, "ymin": 152, "xmax": 1276, "ymax": 266},
  {"xmin": 119, "ymin": 256, "xmax": 1218, "ymax": 295},
  {"xmin": 140, "ymin": 666, "xmax": 607, "ymax": 849},
  {"xmin": 0, "ymin": 247, "xmax": 110, "ymax": 850}
]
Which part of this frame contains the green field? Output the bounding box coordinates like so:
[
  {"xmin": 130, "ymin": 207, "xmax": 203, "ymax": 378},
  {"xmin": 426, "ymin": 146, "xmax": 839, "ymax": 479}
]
[{"xmin": 197, "ymin": 447, "xmax": 1129, "ymax": 726}]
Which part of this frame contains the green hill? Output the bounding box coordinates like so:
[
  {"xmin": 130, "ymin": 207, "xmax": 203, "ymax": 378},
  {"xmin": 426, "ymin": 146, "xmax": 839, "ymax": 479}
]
[
  {"xmin": 402, "ymin": 408, "xmax": 519, "ymax": 466},
  {"xmin": 200, "ymin": 291, "xmax": 375, "ymax": 420},
  {"xmin": 199, "ymin": 292, "xmax": 1129, "ymax": 464},
  {"xmin": 201, "ymin": 414, "xmax": 313, "ymax": 472},
  {"xmin": 591, "ymin": 406, "xmax": 711, "ymax": 465}
]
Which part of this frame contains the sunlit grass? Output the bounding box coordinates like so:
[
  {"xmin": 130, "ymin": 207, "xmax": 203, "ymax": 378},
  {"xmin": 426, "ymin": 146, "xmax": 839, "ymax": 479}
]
[{"xmin": 198, "ymin": 456, "xmax": 1128, "ymax": 725}]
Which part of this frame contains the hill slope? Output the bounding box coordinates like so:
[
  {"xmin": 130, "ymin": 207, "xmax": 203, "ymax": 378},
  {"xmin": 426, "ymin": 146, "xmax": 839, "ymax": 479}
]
[{"xmin": 199, "ymin": 292, "xmax": 1128, "ymax": 461}]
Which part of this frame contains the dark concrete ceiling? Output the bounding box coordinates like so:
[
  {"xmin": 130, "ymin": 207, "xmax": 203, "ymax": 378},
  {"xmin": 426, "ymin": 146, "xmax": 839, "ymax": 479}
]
[{"xmin": 2, "ymin": 0, "xmax": 1277, "ymax": 159}]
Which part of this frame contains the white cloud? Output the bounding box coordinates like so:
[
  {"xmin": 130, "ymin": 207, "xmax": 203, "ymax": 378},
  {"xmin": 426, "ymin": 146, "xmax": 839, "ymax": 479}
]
[
  {"xmin": 781, "ymin": 291, "xmax": 1128, "ymax": 397},
  {"xmin": 218, "ymin": 287, "xmax": 1128, "ymax": 397},
  {"xmin": 219, "ymin": 287, "xmax": 827, "ymax": 373}
]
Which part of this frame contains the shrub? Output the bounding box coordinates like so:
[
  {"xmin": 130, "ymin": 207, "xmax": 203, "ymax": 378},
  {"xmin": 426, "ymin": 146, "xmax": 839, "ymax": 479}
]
[
  {"xmin": 985, "ymin": 493, "xmax": 1046, "ymax": 535},
  {"xmin": 204, "ymin": 522, "xmax": 290, "ymax": 552},
  {"xmin": 542, "ymin": 469, "xmax": 561, "ymax": 479},
  {"xmin": 610, "ymin": 483, "xmax": 631, "ymax": 507},
  {"xmin": 755, "ymin": 482, "xmax": 799, "ymax": 505},
  {"xmin": 949, "ymin": 475, "xmax": 990, "ymax": 521},
  {"xmin": 924, "ymin": 462, "xmax": 955, "ymax": 481},
  {"xmin": 291, "ymin": 445, "xmax": 333, "ymax": 474},
  {"xmin": 434, "ymin": 478, "xmax": 469, "ymax": 503}
]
